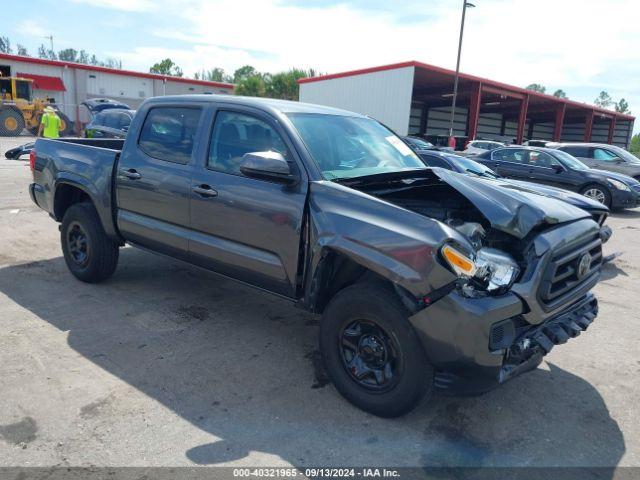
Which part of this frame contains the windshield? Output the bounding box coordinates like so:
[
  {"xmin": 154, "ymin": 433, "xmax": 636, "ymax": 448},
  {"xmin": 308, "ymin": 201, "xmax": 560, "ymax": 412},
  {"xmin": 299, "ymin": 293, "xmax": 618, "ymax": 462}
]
[
  {"xmin": 552, "ymin": 149, "xmax": 590, "ymax": 170},
  {"xmin": 445, "ymin": 154, "xmax": 499, "ymax": 177},
  {"xmin": 606, "ymin": 145, "xmax": 640, "ymax": 164},
  {"xmin": 287, "ymin": 113, "xmax": 425, "ymax": 180}
]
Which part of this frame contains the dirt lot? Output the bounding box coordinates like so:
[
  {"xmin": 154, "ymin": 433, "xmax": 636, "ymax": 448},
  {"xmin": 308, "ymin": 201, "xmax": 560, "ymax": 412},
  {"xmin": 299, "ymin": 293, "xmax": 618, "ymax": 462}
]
[{"xmin": 1, "ymin": 136, "xmax": 639, "ymax": 470}]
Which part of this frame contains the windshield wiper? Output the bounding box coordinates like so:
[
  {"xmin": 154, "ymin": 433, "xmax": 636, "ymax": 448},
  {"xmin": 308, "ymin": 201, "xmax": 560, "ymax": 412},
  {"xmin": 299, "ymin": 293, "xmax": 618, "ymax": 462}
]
[{"xmin": 466, "ymin": 169, "xmax": 499, "ymax": 179}]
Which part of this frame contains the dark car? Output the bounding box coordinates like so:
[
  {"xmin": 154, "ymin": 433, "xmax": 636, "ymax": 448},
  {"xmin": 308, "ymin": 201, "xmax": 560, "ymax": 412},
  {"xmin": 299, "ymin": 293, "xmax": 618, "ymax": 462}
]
[
  {"xmin": 417, "ymin": 150, "xmax": 612, "ymax": 240},
  {"xmin": 85, "ymin": 109, "xmax": 135, "ymax": 139},
  {"xmin": 82, "ymin": 98, "xmax": 131, "ymax": 114},
  {"xmin": 475, "ymin": 146, "xmax": 640, "ymax": 209},
  {"xmin": 29, "ymin": 95, "xmax": 603, "ymax": 417}
]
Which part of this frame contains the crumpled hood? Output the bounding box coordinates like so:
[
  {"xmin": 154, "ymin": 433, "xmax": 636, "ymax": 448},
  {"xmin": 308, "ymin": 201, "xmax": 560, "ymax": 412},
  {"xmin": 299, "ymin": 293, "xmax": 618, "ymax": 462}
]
[{"xmin": 431, "ymin": 168, "xmax": 591, "ymax": 239}]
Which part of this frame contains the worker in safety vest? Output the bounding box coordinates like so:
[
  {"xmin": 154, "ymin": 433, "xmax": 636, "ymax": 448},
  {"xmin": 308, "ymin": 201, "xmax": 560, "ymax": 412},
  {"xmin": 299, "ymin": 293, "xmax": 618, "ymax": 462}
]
[{"xmin": 37, "ymin": 106, "xmax": 61, "ymax": 138}]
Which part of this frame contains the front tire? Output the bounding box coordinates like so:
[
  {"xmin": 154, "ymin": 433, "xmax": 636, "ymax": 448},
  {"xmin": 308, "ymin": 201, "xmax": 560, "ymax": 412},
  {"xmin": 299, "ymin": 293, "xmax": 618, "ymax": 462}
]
[
  {"xmin": 320, "ymin": 282, "xmax": 433, "ymax": 417},
  {"xmin": 580, "ymin": 184, "xmax": 611, "ymax": 208},
  {"xmin": 61, "ymin": 202, "xmax": 119, "ymax": 283},
  {"xmin": 0, "ymin": 109, "xmax": 25, "ymax": 136}
]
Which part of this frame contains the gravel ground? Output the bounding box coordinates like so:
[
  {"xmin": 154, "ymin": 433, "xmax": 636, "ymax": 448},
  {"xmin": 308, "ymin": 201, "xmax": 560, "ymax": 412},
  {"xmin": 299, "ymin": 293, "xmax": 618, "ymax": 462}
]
[{"xmin": 0, "ymin": 136, "xmax": 639, "ymax": 472}]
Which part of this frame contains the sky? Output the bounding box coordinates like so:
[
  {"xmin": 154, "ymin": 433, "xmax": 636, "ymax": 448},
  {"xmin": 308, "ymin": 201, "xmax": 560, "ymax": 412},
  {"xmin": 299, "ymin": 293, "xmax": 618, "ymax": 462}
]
[{"xmin": 5, "ymin": 0, "xmax": 640, "ymax": 130}]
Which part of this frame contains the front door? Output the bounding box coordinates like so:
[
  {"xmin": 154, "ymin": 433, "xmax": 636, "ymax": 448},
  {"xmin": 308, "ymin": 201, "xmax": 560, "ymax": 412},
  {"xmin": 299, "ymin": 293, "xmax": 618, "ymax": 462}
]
[
  {"xmin": 116, "ymin": 105, "xmax": 204, "ymax": 260},
  {"xmin": 491, "ymin": 148, "xmax": 531, "ymax": 180},
  {"xmin": 188, "ymin": 107, "xmax": 308, "ymax": 297}
]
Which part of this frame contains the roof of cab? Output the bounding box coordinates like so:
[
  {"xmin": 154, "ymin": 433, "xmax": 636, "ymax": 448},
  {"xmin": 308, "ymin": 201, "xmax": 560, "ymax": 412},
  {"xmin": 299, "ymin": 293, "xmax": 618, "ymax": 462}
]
[{"xmin": 143, "ymin": 94, "xmax": 366, "ymax": 118}]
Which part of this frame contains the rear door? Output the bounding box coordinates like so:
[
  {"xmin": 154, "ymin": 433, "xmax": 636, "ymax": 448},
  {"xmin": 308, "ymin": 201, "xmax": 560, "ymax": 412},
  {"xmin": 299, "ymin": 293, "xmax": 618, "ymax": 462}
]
[
  {"xmin": 559, "ymin": 145, "xmax": 593, "ymax": 167},
  {"xmin": 490, "ymin": 148, "xmax": 530, "ymax": 179},
  {"xmin": 116, "ymin": 104, "xmax": 204, "ymax": 260},
  {"xmin": 188, "ymin": 105, "xmax": 308, "ymax": 297}
]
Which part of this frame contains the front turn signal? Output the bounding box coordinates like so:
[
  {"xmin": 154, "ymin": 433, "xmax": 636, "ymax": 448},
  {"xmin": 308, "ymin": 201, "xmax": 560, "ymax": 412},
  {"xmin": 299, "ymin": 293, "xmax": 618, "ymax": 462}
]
[{"xmin": 442, "ymin": 245, "xmax": 477, "ymax": 277}]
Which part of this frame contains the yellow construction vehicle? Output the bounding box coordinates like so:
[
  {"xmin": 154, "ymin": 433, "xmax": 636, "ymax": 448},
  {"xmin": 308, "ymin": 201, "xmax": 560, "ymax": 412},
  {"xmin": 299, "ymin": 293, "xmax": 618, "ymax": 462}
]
[{"xmin": 0, "ymin": 75, "xmax": 73, "ymax": 136}]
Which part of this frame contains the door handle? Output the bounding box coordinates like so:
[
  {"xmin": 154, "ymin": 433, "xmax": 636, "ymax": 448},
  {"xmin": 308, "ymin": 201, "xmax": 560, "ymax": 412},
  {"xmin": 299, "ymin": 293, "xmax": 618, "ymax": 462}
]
[
  {"xmin": 192, "ymin": 184, "xmax": 218, "ymax": 198},
  {"xmin": 120, "ymin": 168, "xmax": 141, "ymax": 180}
]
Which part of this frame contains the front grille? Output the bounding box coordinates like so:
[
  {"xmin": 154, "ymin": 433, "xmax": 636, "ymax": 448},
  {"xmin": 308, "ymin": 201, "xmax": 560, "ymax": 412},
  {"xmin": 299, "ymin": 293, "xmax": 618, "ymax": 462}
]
[{"xmin": 539, "ymin": 233, "xmax": 602, "ymax": 308}]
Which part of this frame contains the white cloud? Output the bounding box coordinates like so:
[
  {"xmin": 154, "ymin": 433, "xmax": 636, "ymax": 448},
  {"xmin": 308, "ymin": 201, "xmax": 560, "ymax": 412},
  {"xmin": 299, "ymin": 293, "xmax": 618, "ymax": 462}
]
[
  {"xmin": 15, "ymin": 20, "xmax": 48, "ymax": 38},
  {"xmin": 102, "ymin": 0, "xmax": 639, "ymax": 124}
]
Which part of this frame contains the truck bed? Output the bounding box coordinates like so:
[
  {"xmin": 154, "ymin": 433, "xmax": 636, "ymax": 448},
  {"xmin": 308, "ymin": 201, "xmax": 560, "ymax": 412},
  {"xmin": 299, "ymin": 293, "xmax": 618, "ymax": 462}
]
[{"xmin": 30, "ymin": 137, "xmax": 125, "ymax": 239}]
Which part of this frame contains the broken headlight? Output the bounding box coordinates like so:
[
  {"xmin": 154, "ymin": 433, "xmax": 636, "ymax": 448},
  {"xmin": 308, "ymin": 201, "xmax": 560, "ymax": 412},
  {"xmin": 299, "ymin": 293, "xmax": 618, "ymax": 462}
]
[{"xmin": 441, "ymin": 245, "xmax": 520, "ymax": 293}]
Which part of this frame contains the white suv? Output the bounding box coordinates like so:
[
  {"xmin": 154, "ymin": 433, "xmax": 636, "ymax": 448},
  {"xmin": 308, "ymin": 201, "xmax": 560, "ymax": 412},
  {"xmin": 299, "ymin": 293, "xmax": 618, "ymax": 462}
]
[{"xmin": 463, "ymin": 140, "xmax": 505, "ymax": 155}]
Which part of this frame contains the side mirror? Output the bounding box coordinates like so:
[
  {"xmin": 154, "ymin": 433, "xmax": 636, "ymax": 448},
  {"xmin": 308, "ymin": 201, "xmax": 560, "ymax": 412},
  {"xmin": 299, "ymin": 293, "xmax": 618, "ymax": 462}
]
[
  {"xmin": 553, "ymin": 164, "xmax": 564, "ymax": 173},
  {"xmin": 240, "ymin": 151, "xmax": 298, "ymax": 185}
]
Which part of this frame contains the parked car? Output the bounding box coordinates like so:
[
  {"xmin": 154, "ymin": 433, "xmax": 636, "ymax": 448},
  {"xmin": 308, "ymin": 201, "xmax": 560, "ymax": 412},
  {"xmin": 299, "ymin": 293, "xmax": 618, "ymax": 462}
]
[
  {"xmin": 475, "ymin": 146, "xmax": 640, "ymax": 209},
  {"xmin": 417, "ymin": 150, "xmax": 611, "ymax": 234},
  {"xmin": 5, "ymin": 141, "xmax": 34, "ymax": 160},
  {"xmin": 84, "ymin": 109, "xmax": 135, "ymax": 139},
  {"xmin": 463, "ymin": 140, "xmax": 505, "ymax": 155},
  {"xmin": 402, "ymin": 136, "xmax": 435, "ymax": 152},
  {"xmin": 549, "ymin": 143, "xmax": 640, "ymax": 181},
  {"xmin": 81, "ymin": 98, "xmax": 132, "ymax": 114},
  {"xmin": 30, "ymin": 95, "xmax": 604, "ymax": 417}
]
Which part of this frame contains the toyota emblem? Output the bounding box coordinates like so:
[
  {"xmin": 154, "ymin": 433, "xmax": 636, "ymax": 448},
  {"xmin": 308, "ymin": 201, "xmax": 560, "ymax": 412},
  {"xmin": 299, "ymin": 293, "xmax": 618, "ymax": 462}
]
[{"xmin": 577, "ymin": 253, "xmax": 592, "ymax": 279}]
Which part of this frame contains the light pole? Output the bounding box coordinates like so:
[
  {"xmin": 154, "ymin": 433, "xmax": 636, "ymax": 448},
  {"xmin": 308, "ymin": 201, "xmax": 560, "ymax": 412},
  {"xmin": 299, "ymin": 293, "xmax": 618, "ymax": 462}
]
[
  {"xmin": 448, "ymin": 1, "xmax": 475, "ymax": 148},
  {"xmin": 44, "ymin": 35, "xmax": 54, "ymax": 55}
]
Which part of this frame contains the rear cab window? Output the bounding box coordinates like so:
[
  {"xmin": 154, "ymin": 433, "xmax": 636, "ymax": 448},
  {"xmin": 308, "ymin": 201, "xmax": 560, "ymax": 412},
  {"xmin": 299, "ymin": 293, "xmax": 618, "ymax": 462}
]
[{"xmin": 138, "ymin": 107, "xmax": 203, "ymax": 164}]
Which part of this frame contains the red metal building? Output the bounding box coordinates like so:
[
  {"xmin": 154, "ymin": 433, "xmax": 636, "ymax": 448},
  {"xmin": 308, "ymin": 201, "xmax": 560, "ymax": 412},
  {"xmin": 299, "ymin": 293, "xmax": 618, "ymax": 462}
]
[{"xmin": 298, "ymin": 61, "xmax": 635, "ymax": 148}]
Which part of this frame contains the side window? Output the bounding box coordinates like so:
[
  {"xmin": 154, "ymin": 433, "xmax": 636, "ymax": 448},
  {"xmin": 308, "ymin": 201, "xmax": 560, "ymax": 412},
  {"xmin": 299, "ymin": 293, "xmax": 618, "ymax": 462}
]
[
  {"xmin": 118, "ymin": 113, "xmax": 132, "ymax": 130},
  {"xmin": 592, "ymin": 148, "xmax": 619, "ymax": 162},
  {"xmin": 92, "ymin": 112, "xmax": 106, "ymax": 126},
  {"xmin": 208, "ymin": 111, "xmax": 288, "ymax": 176},
  {"xmin": 138, "ymin": 107, "xmax": 202, "ymax": 164},
  {"xmin": 103, "ymin": 111, "xmax": 121, "ymax": 129},
  {"xmin": 527, "ymin": 151, "xmax": 559, "ymax": 167},
  {"xmin": 562, "ymin": 146, "xmax": 589, "ymax": 157},
  {"xmin": 493, "ymin": 149, "xmax": 526, "ymax": 163}
]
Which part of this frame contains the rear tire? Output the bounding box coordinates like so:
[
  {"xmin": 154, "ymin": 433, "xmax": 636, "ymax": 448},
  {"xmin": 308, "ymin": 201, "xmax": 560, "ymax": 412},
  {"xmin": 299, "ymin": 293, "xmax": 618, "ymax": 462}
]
[
  {"xmin": 580, "ymin": 184, "xmax": 611, "ymax": 208},
  {"xmin": 320, "ymin": 282, "xmax": 433, "ymax": 417},
  {"xmin": 0, "ymin": 109, "xmax": 25, "ymax": 136},
  {"xmin": 61, "ymin": 202, "xmax": 119, "ymax": 283}
]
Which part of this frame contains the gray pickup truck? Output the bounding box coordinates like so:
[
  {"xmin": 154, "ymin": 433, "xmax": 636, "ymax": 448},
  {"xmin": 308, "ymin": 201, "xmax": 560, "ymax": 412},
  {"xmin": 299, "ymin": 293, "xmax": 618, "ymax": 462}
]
[{"xmin": 29, "ymin": 95, "xmax": 603, "ymax": 417}]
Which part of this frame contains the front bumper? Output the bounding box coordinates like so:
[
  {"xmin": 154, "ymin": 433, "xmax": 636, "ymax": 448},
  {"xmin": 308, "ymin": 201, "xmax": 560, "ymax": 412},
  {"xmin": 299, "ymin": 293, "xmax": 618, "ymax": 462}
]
[
  {"xmin": 409, "ymin": 291, "xmax": 598, "ymax": 395},
  {"xmin": 610, "ymin": 187, "xmax": 640, "ymax": 209}
]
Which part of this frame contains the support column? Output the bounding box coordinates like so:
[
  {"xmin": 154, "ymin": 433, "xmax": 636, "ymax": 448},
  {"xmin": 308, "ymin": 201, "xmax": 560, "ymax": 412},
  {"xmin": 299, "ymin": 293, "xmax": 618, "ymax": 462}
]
[
  {"xmin": 467, "ymin": 82, "xmax": 482, "ymax": 141},
  {"xmin": 516, "ymin": 94, "xmax": 529, "ymax": 144},
  {"xmin": 607, "ymin": 116, "xmax": 617, "ymax": 144},
  {"xmin": 584, "ymin": 110, "xmax": 594, "ymax": 141},
  {"xmin": 553, "ymin": 104, "xmax": 566, "ymax": 141}
]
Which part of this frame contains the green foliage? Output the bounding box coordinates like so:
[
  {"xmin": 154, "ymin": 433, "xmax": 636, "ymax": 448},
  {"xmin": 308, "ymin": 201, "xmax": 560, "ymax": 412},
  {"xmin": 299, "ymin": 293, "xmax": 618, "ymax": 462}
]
[
  {"xmin": 150, "ymin": 58, "xmax": 184, "ymax": 77},
  {"xmin": 58, "ymin": 48, "xmax": 79, "ymax": 62},
  {"xmin": 615, "ymin": 98, "xmax": 630, "ymax": 114},
  {"xmin": 233, "ymin": 65, "xmax": 258, "ymax": 83},
  {"xmin": 525, "ymin": 83, "xmax": 546, "ymax": 93},
  {"xmin": 0, "ymin": 37, "xmax": 12, "ymax": 54},
  {"xmin": 194, "ymin": 68, "xmax": 232, "ymax": 83},
  {"xmin": 629, "ymin": 133, "xmax": 640, "ymax": 155},
  {"xmin": 594, "ymin": 91, "xmax": 613, "ymax": 108},
  {"xmin": 553, "ymin": 89, "xmax": 567, "ymax": 99},
  {"xmin": 235, "ymin": 75, "xmax": 266, "ymax": 97},
  {"xmin": 16, "ymin": 44, "xmax": 28, "ymax": 56}
]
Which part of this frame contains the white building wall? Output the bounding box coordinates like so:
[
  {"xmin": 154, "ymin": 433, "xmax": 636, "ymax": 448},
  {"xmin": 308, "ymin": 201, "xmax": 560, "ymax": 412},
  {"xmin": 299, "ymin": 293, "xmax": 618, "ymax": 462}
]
[{"xmin": 299, "ymin": 67, "xmax": 415, "ymax": 135}]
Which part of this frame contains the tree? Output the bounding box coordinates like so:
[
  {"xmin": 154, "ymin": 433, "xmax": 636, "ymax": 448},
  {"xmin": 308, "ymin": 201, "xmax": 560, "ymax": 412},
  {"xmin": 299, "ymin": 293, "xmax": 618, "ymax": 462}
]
[
  {"xmin": 233, "ymin": 65, "xmax": 258, "ymax": 83},
  {"xmin": 265, "ymin": 68, "xmax": 313, "ymax": 100},
  {"xmin": 615, "ymin": 98, "xmax": 630, "ymax": 114},
  {"xmin": 78, "ymin": 50, "xmax": 89, "ymax": 64},
  {"xmin": 234, "ymin": 75, "xmax": 265, "ymax": 97},
  {"xmin": 630, "ymin": 133, "xmax": 640, "ymax": 157},
  {"xmin": 594, "ymin": 91, "xmax": 613, "ymax": 108},
  {"xmin": 195, "ymin": 68, "xmax": 232, "ymax": 83},
  {"xmin": 0, "ymin": 36, "xmax": 12, "ymax": 54},
  {"xmin": 525, "ymin": 83, "xmax": 546, "ymax": 93},
  {"xmin": 553, "ymin": 89, "xmax": 567, "ymax": 99},
  {"xmin": 58, "ymin": 48, "xmax": 79, "ymax": 62},
  {"xmin": 150, "ymin": 58, "xmax": 183, "ymax": 77},
  {"xmin": 16, "ymin": 44, "xmax": 28, "ymax": 56}
]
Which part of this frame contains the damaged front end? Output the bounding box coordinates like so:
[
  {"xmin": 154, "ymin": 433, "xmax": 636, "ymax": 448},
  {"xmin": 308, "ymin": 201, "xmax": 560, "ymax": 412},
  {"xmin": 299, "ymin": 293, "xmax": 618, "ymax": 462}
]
[{"xmin": 340, "ymin": 168, "xmax": 603, "ymax": 394}]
